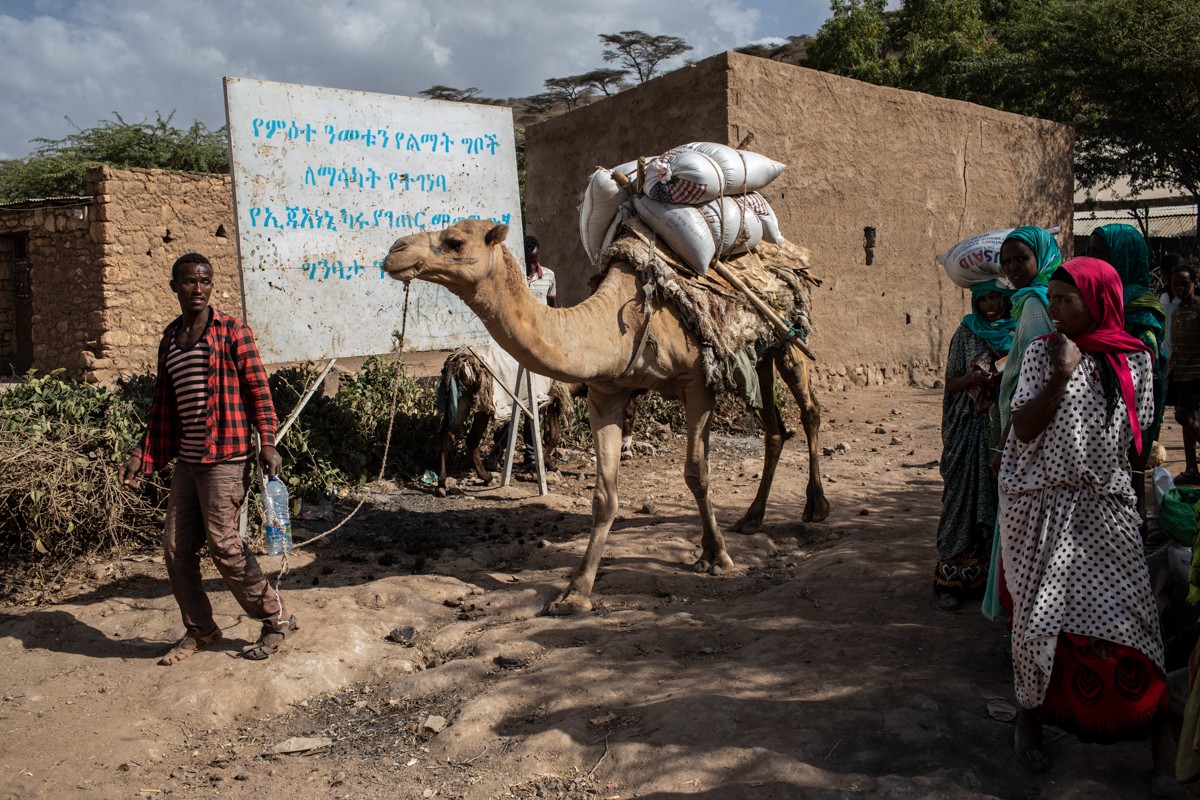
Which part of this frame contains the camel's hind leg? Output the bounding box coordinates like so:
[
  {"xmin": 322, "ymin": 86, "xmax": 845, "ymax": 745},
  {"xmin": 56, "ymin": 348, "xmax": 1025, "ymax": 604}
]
[
  {"xmin": 731, "ymin": 356, "xmax": 786, "ymax": 535},
  {"xmin": 545, "ymin": 387, "xmax": 633, "ymax": 616},
  {"xmin": 682, "ymin": 384, "xmax": 734, "ymax": 576},
  {"xmin": 777, "ymin": 346, "xmax": 829, "ymax": 522}
]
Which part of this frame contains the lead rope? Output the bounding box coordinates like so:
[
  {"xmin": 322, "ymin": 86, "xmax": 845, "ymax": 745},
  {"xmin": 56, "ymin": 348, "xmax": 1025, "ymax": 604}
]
[{"xmin": 266, "ymin": 281, "xmax": 412, "ymax": 614}]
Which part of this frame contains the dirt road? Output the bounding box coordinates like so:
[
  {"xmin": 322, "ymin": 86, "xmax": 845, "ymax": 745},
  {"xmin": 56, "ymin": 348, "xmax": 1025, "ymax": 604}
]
[{"xmin": 0, "ymin": 385, "xmax": 1190, "ymax": 799}]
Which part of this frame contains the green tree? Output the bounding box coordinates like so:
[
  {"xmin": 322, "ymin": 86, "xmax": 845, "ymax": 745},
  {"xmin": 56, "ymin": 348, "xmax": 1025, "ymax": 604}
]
[
  {"xmin": 600, "ymin": 31, "xmax": 693, "ymax": 83},
  {"xmin": 0, "ymin": 112, "xmax": 229, "ymax": 203},
  {"xmin": 888, "ymin": 0, "xmax": 993, "ymax": 97},
  {"xmin": 1066, "ymin": 0, "xmax": 1200, "ymax": 201},
  {"xmin": 804, "ymin": 0, "xmax": 896, "ymax": 84}
]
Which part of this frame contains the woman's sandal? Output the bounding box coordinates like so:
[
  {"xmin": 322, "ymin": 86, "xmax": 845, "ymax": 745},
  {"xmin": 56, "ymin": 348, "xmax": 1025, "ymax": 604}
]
[
  {"xmin": 159, "ymin": 627, "xmax": 222, "ymax": 666},
  {"xmin": 242, "ymin": 614, "xmax": 299, "ymax": 661},
  {"xmin": 1013, "ymin": 725, "xmax": 1050, "ymax": 773}
]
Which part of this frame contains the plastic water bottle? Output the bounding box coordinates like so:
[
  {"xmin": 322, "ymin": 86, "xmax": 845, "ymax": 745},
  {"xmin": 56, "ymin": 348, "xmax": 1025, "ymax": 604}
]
[{"xmin": 263, "ymin": 477, "xmax": 294, "ymax": 556}]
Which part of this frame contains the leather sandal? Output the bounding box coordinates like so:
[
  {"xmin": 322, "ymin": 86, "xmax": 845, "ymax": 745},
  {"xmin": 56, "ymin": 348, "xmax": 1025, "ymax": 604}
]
[
  {"xmin": 159, "ymin": 627, "xmax": 222, "ymax": 666},
  {"xmin": 242, "ymin": 615, "xmax": 299, "ymax": 660}
]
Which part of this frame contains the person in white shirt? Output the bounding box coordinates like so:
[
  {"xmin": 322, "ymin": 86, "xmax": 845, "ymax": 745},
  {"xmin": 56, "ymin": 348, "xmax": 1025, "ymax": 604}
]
[{"xmin": 525, "ymin": 235, "xmax": 556, "ymax": 307}]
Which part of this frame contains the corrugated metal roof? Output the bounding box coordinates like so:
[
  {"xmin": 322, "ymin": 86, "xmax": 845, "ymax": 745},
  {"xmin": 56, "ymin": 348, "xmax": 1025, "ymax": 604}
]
[
  {"xmin": 1073, "ymin": 204, "xmax": 1198, "ymax": 238},
  {"xmin": 0, "ymin": 196, "xmax": 92, "ymax": 210}
]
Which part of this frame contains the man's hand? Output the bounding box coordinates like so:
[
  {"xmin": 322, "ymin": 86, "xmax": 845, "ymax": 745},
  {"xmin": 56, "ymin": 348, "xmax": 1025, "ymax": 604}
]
[
  {"xmin": 260, "ymin": 445, "xmax": 282, "ymax": 478},
  {"xmin": 121, "ymin": 455, "xmax": 143, "ymax": 490}
]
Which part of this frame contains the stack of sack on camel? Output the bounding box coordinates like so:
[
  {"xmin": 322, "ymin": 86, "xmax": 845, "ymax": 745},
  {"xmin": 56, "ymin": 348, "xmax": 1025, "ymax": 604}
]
[{"xmin": 580, "ymin": 141, "xmax": 819, "ymax": 406}]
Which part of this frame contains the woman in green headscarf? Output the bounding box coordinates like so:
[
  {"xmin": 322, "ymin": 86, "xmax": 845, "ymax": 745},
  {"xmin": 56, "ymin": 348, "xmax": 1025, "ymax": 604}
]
[
  {"xmin": 935, "ymin": 279, "xmax": 1015, "ymax": 610},
  {"xmin": 981, "ymin": 225, "xmax": 1061, "ymax": 621},
  {"xmin": 1089, "ymin": 223, "xmax": 1166, "ymax": 530}
]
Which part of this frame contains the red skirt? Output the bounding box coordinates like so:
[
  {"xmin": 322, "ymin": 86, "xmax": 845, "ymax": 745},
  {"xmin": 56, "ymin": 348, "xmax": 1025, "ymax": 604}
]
[
  {"xmin": 1042, "ymin": 632, "xmax": 1168, "ymax": 744},
  {"xmin": 996, "ymin": 553, "xmax": 1166, "ymax": 743}
]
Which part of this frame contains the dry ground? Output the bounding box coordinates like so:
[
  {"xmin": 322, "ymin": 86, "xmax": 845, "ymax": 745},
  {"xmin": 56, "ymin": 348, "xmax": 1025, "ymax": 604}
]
[{"xmin": 1, "ymin": 383, "xmax": 1195, "ymax": 799}]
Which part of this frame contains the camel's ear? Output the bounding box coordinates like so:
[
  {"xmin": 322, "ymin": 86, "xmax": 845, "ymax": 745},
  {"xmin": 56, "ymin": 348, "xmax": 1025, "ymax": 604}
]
[{"xmin": 485, "ymin": 223, "xmax": 509, "ymax": 247}]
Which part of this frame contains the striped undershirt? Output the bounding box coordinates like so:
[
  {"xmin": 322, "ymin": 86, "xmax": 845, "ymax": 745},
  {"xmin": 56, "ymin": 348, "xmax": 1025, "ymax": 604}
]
[{"xmin": 165, "ymin": 338, "xmax": 210, "ymax": 463}]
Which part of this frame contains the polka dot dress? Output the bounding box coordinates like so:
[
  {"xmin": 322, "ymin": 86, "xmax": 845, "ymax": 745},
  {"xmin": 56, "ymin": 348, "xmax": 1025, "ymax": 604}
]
[{"xmin": 998, "ymin": 338, "xmax": 1162, "ymax": 709}]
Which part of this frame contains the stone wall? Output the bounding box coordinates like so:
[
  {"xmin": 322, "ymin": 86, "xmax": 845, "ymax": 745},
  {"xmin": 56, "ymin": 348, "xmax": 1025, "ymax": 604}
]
[
  {"xmin": 87, "ymin": 167, "xmax": 237, "ymax": 383},
  {"xmin": 525, "ymin": 52, "xmax": 1075, "ymax": 388},
  {"xmin": 0, "ymin": 202, "xmax": 98, "ymax": 376}
]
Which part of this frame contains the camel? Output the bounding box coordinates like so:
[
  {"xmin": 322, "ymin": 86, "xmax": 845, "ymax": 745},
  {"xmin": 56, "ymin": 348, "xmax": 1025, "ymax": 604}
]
[
  {"xmin": 433, "ymin": 348, "xmax": 575, "ymax": 489},
  {"xmin": 384, "ymin": 220, "xmax": 827, "ymax": 615}
]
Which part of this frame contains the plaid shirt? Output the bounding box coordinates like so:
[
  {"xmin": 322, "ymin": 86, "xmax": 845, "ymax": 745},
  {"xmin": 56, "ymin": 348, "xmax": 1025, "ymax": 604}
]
[{"xmin": 134, "ymin": 307, "xmax": 278, "ymax": 472}]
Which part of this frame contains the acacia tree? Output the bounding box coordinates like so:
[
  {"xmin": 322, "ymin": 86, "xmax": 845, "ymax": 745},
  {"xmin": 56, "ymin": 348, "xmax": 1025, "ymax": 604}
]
[
  {"xmin": 418, "ymin": 85, "xmax": 481, "ymax": 102},
  {"xmin": 578, "ymin": 67, "xmax": 629, "ymax": 97},
  {"xmin": 0, "ymin": 112, "xmax": 228, "ymax": 202},
  {"xmin": 543, "ymin": 76, "xmax": 592, "ymax": 110},
  {"xmin": 600, "ymin": 31, "xmax": 693, "ymax": 83}
]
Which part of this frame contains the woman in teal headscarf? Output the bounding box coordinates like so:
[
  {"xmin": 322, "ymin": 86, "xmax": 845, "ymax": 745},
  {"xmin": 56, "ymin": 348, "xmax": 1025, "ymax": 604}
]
[
  {"xmin": 935, "ymin": 279, "xmax": 1016, "ymax": 610},
  {"xmin": 981, "ymin": 225, "xmax": 1061, "ymax": 620},
  {"xmin": 1089, "ymin": 223, "xmax": 1166, "ymax": 529}
]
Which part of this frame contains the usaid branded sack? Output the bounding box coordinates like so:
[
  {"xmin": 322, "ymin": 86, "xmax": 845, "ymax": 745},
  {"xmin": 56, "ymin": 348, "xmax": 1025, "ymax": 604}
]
[{"xmin": 936, "ymin": 225, "xmax": 1061, "ymax": 288}]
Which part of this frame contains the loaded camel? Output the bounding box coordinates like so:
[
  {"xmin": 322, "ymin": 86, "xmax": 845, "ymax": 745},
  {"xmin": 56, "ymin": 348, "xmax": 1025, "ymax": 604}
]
[
  {"xmin": 432, "ymin": 347, "xmax": 575, "ymax": 489},
  {"xmin": 384, "ymin": 220, "xmax": 827, "ymax": 615}
]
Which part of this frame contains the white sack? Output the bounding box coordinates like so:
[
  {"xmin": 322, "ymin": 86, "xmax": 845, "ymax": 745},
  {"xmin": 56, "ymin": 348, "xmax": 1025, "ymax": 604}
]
[
  {"xmin": 580, "ymin": 160, "xmax": 639, "ymax": 262},
  {"xmin": 936, "ymin": 225, "xmax": 1061, "ymax": 288},
  {"xmin": 634, "ymin": 195, "xmax": 765, "ymax": 274},
  {"xmin": 645, "ymin": 142, "xmax": 785, "ymax": 205}
]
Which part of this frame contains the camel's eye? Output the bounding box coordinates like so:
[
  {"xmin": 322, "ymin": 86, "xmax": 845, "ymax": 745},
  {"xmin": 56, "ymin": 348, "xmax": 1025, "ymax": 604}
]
[{"xmin": 444, "ymin": 237, "xmax": 464, "ymax": 252}]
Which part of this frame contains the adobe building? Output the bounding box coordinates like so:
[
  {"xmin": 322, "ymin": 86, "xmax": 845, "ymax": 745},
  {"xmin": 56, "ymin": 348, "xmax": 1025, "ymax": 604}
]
[
  {"xmin": 524, "ymin": 51, "xmax": 1075, "ymax": 388},
  {"xmin": 0, "ymin": 167, "xmax": 239, "ymax": 383}
]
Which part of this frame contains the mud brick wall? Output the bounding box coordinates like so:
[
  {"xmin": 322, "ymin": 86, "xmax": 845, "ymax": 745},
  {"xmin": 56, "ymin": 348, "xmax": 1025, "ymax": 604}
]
[
  {"xmin": 525, "ymin": 51, "xmax": 1074, "ymax": 388},
  {"xmin": 87, "ymin": 167, "xmax": 238, "ymax": 384},
  {"xmin": 0, "ymin": 204, "xmax": 97, "ymax": 376}
]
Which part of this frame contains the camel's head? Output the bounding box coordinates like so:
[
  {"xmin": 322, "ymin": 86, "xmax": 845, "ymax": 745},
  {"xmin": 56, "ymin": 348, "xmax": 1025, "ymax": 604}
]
[{"xmin": 383, "ymin": 220, "xmax": 510, "ymax": 291}]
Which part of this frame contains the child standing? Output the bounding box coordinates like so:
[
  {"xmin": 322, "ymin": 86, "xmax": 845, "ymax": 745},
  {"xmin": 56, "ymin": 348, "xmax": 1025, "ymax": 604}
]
[{"xmin": 1169, "ymin": 261, "xmax": 1200, "ymax": 483}]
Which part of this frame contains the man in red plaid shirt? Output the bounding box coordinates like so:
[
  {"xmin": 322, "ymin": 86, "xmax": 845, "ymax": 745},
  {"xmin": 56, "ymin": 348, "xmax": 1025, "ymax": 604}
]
[{"xmin": 121, "ymin": 253, "xmax": 298, "ymax": 665}]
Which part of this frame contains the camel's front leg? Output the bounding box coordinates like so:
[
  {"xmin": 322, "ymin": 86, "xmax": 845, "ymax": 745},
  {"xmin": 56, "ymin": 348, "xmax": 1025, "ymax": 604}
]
[
  {"xmin": 683, "ymin": 385, "xmax": 734, "ymax": 575},
  {"xmin": 732, "ymin": 357, "xmax": 786, "ymax": 534},
  {"xmin": 778, "ymin": 346, "xmax": 829, "ymax": 522},
  {"xmin": 545, "ymin": 388, "xmax": 632, "ymax": 616}
]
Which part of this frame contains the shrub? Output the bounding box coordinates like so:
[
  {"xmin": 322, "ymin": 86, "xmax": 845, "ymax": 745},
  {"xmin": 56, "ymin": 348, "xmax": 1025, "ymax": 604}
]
[{"xmin": 0, "ymin": 371, "xmax": 165, "ymax": 566}]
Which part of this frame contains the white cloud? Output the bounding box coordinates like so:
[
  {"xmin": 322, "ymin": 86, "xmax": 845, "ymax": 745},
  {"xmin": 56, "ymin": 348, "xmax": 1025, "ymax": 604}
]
[{"xmin": 0, "ymin": 0, "xmax": 831, "ymax": 160}]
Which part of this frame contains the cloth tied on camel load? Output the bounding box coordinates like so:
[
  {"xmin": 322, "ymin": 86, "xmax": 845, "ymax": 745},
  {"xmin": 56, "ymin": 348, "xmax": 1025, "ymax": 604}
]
[{"xmin": 597, "ymin": 218, "xmax": 819, "ymax": 408}]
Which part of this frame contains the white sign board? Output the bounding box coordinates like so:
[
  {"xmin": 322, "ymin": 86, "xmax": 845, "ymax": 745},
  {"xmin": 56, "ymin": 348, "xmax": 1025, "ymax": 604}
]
[{"xmin": 223, "ymin": 77, "xmax": 522, "ymax": 364}]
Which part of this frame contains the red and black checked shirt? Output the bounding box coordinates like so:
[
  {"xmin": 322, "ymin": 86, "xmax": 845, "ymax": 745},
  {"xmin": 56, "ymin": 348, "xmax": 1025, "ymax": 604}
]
[{"xmin": 134, "ymin": 307, "xmax": 278, "ymax": 472}]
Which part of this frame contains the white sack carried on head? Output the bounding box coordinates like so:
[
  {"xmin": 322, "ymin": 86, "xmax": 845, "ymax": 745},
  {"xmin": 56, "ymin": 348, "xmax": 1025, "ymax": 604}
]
[
  {"xmin": 935, "ymin": 225, "xmax": 1061, "ymax": 288},
  {"xmin": 633, "ymin": 195, "xmax": 765, "ymax": 274},
  {"xmin": 579, "ymin": 160, "xmax": 639, "ymax": 262},
  {"xmin": 645, "ymin": 142, "xmax": 785, "ymax": 205}
]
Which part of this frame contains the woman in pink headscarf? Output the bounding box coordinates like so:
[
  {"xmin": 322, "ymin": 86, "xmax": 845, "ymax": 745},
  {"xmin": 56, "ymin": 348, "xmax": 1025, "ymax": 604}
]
[{"xmin": 999, "ymin": 257, "xmax": 1178, "ymax": 792}]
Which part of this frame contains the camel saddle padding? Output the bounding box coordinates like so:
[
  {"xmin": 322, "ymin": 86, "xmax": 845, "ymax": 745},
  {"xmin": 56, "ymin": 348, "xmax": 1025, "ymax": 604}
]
[{"xmin": 598, "ymin": 218, "xmax": 821, "ymax": 399}]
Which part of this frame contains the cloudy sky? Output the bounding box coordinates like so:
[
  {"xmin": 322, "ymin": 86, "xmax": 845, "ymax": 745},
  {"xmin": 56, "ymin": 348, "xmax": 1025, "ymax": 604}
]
[{"xmin": 0, "ymin": 0, "xmax": 837, "ymax": 160}]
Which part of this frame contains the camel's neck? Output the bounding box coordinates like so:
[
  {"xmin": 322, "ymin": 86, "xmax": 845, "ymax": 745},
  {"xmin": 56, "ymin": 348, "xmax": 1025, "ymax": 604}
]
[{"xmin": 458, "ymin": 250, "xmax": 636, "ymax": 383}]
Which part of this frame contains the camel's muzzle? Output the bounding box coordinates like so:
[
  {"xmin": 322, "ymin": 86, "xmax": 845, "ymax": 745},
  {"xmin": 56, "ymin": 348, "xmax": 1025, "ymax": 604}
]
[{"xmin": 382, "ymin": 253, "xmax": 424, "ymax": 283}]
